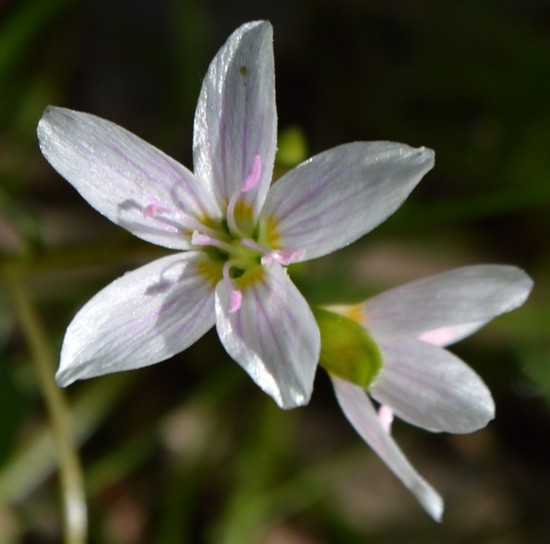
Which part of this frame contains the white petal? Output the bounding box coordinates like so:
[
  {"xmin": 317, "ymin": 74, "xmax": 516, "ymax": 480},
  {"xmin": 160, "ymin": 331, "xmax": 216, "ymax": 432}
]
[
  {"xmin": 371, "ymin": 339, "xmax": 495, "ymax": 433},
  {"xmin": 364, "ymin": 265, "xmax": 533, "ymax": 342},
  {"xmin": 38, "ymin": 107, "xmax": 219, "ymax": 250},
  {"xmin": 193, "ymin": 21, "xmax": 277, "ymax": 216},
  {"xmin": 215, "ymin": 265, "xmax": 320, "ymax": 409},
  {"xmin": 261, "ymin": 142, "xmax": 434, "ymax": 261},
  {"xmin": 57, "ymin": 252, "xmax": 216, "ymax": 386},
  {"xmin": 419, "ymin": 321, "xmax": 485, "ymax": 347},
  {"xmin": 332, "ymin": 376, "xmax": 443, "ymax": 521}
]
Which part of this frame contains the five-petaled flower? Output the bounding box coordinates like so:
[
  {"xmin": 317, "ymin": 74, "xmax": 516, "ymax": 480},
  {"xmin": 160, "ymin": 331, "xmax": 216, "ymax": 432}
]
[
  {"xmin": 37, "ymin": 21, "xmax": 434, "ymax": 408},
  {"xmin": 328, "ymin": 265, "xmax": 532, "ymax": 520}
]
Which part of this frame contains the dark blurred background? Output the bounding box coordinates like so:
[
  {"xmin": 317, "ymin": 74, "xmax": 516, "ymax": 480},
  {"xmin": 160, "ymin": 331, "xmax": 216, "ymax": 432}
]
[{"xmin": 0, "ymin": 0, "xmax": 549, "ymax": 542}]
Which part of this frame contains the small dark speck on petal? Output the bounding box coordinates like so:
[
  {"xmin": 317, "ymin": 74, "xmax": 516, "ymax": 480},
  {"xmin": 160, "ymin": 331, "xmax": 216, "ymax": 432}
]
[{"xmin": 239, "ymin": 66, "xmax": 248, "ymax": 76}]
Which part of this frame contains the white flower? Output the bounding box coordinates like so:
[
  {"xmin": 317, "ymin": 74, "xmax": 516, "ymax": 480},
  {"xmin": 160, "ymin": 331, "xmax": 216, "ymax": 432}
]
[
  {"xmin": 330, "ymin": 265, "xmax": 533, "ymax": 520},
  {"xmin": 37, "ymin": 21, "xmax": 434, "ymax": 409}
]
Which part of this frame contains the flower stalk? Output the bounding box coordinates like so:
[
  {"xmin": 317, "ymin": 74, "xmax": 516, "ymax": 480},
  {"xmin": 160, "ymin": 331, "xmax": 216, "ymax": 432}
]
[{"xmin": 4, "ymin": 264, "xmax": 87, "ymax": 544}]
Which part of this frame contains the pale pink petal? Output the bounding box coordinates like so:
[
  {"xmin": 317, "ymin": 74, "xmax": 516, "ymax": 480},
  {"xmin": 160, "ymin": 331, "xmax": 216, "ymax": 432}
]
[
  {"xmin": 332, "ymin": 376, "xmax": 443, "ymax": 521},
  {"xmin": 261, "ymin": 142, "xmax": 434, "ymax": 262},
  {"xmin": 364, "ymin": 265, "xmax": 533, "ymax": 342},
  {"xmin": 419, "ymin": 321, "xmax": 485, "ymax": 347},
  {"xmin": 57, "ymin": 252, "xmax": 216, "ymax": 386},
  {"xmin": 38, "ymin": 107, "xmax": 219, "ymax": 250},
  {"xmin": 193, "ymin": 21, "xmax": 277, "ymax": 217},
  {"xmin": 215, "ymin": 265, "xmax": 319, "ymax": 409},
  {"xmin": 378, "ymin": 404, "xmax": 395, "ymax": 433},
  {"xmin": 371, "ymin": 339, "xmax": 495, "ymax": 433}
]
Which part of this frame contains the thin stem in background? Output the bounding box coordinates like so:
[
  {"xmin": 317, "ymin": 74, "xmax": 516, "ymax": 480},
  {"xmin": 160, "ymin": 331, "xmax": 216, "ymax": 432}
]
[{"xmin": 4, "ymin": 265, "xmax": 87, "ymax": 544}]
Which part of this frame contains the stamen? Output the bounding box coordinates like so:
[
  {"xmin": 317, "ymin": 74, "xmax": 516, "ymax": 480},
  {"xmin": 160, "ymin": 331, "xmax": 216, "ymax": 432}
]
[
  {"xmin": 223, "ymin": 260, "xmax": 243, "ymax": 313},
  {"xmin": 141, "ymin": 206, "xmax": 192, "ymax": 233},
  {"xmin": 241, "ymin": 154, "xmax": 262, "ymax": 192},
  {"xmin": 143, "ymin": 201, "xmax": 224, "ymax": 241},
  {"xmin": 241, "ymin": 238, "xmax": 269, "ymax": 255},
  {"xmin": 229, "ymin": 290, "xmax": 243, "ymax": 313},
  {"xmin": 191, "ymin": 231, "xmax": 235, "ymax": 254},
  {"xmin": 261, "ymin": 248, "xmax": 306, "ymax": 265},
  {"xmin": 222, "ymin": 261, "xmax": 232, "ymax": 283},
  {"xmin": 378, "ymin": 405, "xmax": 394, "ymax": 434},
  {"xmin": 142, "ymin": 203, "xmax": 169, "ymax": 217},
  {"xmin": 227, "ymin": 154, "xmax": 263, "ymax": 239},
  {"xmin": 191, "ymin": 231, "xmax": 212, "ymax": 246}
]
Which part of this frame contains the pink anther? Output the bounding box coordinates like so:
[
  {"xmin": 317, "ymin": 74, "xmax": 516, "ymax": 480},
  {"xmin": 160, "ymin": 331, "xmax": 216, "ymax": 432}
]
[
  {"xmin": 143, "ymin": 202, "xmax": 168, "ymax": 217},
  {"xmin": 241, "ymin": 154, "xmax": 262, "ymax": 192},
  {"xmin": 229, "ymin": 290, "xmax": 243, "ymax": 313},
  {"xmin": 191, "ymin": 230, "xmax": 212, "ymax": 246}
]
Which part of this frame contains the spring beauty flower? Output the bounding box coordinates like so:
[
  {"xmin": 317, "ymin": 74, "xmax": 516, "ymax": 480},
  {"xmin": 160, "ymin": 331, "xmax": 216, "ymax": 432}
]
[
  {"xmin": 37, "ymin": 21, "xmax": 434, "ymax": 408},
  {"xmin": 326, "ymin": 265, "xmax": 532, "ymax": 519}
]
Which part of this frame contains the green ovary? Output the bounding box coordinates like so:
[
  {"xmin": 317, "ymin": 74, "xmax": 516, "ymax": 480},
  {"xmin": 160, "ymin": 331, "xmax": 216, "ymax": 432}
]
[
  {"xmin": 313, "ymin": 307, "xmax": 383, "ymax": 388},
  {"xmin": 195, "ymin": 211, "xmax": 279, "ymax": 291}
]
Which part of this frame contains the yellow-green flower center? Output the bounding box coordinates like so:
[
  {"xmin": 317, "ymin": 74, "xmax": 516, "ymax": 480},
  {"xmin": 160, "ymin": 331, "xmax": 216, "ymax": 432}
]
[{"xmin": 190, "ymin": 154, "xmax": 297, "ymax": 312}]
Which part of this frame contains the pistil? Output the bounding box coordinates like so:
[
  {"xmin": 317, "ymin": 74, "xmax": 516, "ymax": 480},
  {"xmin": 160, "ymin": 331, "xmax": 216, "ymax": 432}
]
[
  {"xmin": 226, "ymin": 154, "xmax": 262, "ymax": 239},
  {"xmin": 143, "ymin": 202, "xmax": 223, "ymax": 240},
  {"xmin": 190, "ymin": 153, "xmax": 306, "ymax": 313}
]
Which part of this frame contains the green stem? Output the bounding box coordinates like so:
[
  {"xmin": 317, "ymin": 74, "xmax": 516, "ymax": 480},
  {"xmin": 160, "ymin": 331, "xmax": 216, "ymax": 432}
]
[{"xmin": 4, "ymin": 265, "xmax": 87, "ymax": 544}]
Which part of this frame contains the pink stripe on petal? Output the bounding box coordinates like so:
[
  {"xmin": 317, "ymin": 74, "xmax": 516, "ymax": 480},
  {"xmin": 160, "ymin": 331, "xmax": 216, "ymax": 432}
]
[
  {"xmin": 38, "ymin": 107, "xmax": 217, "ymax": 250},
  {"xmin": 262, "ymin": 142, "xmax": 434, "ymax": 262},
  {"xmin": 193, "ymin": 22, "xmax": 277, "ymax": 216},
  {"xmin": 57, "ymin": 252, "xmax": 216, "ymax": 386},
  {"xmin": 214, "ymin": 264, "xmax": 319, "ymax": 409}
]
